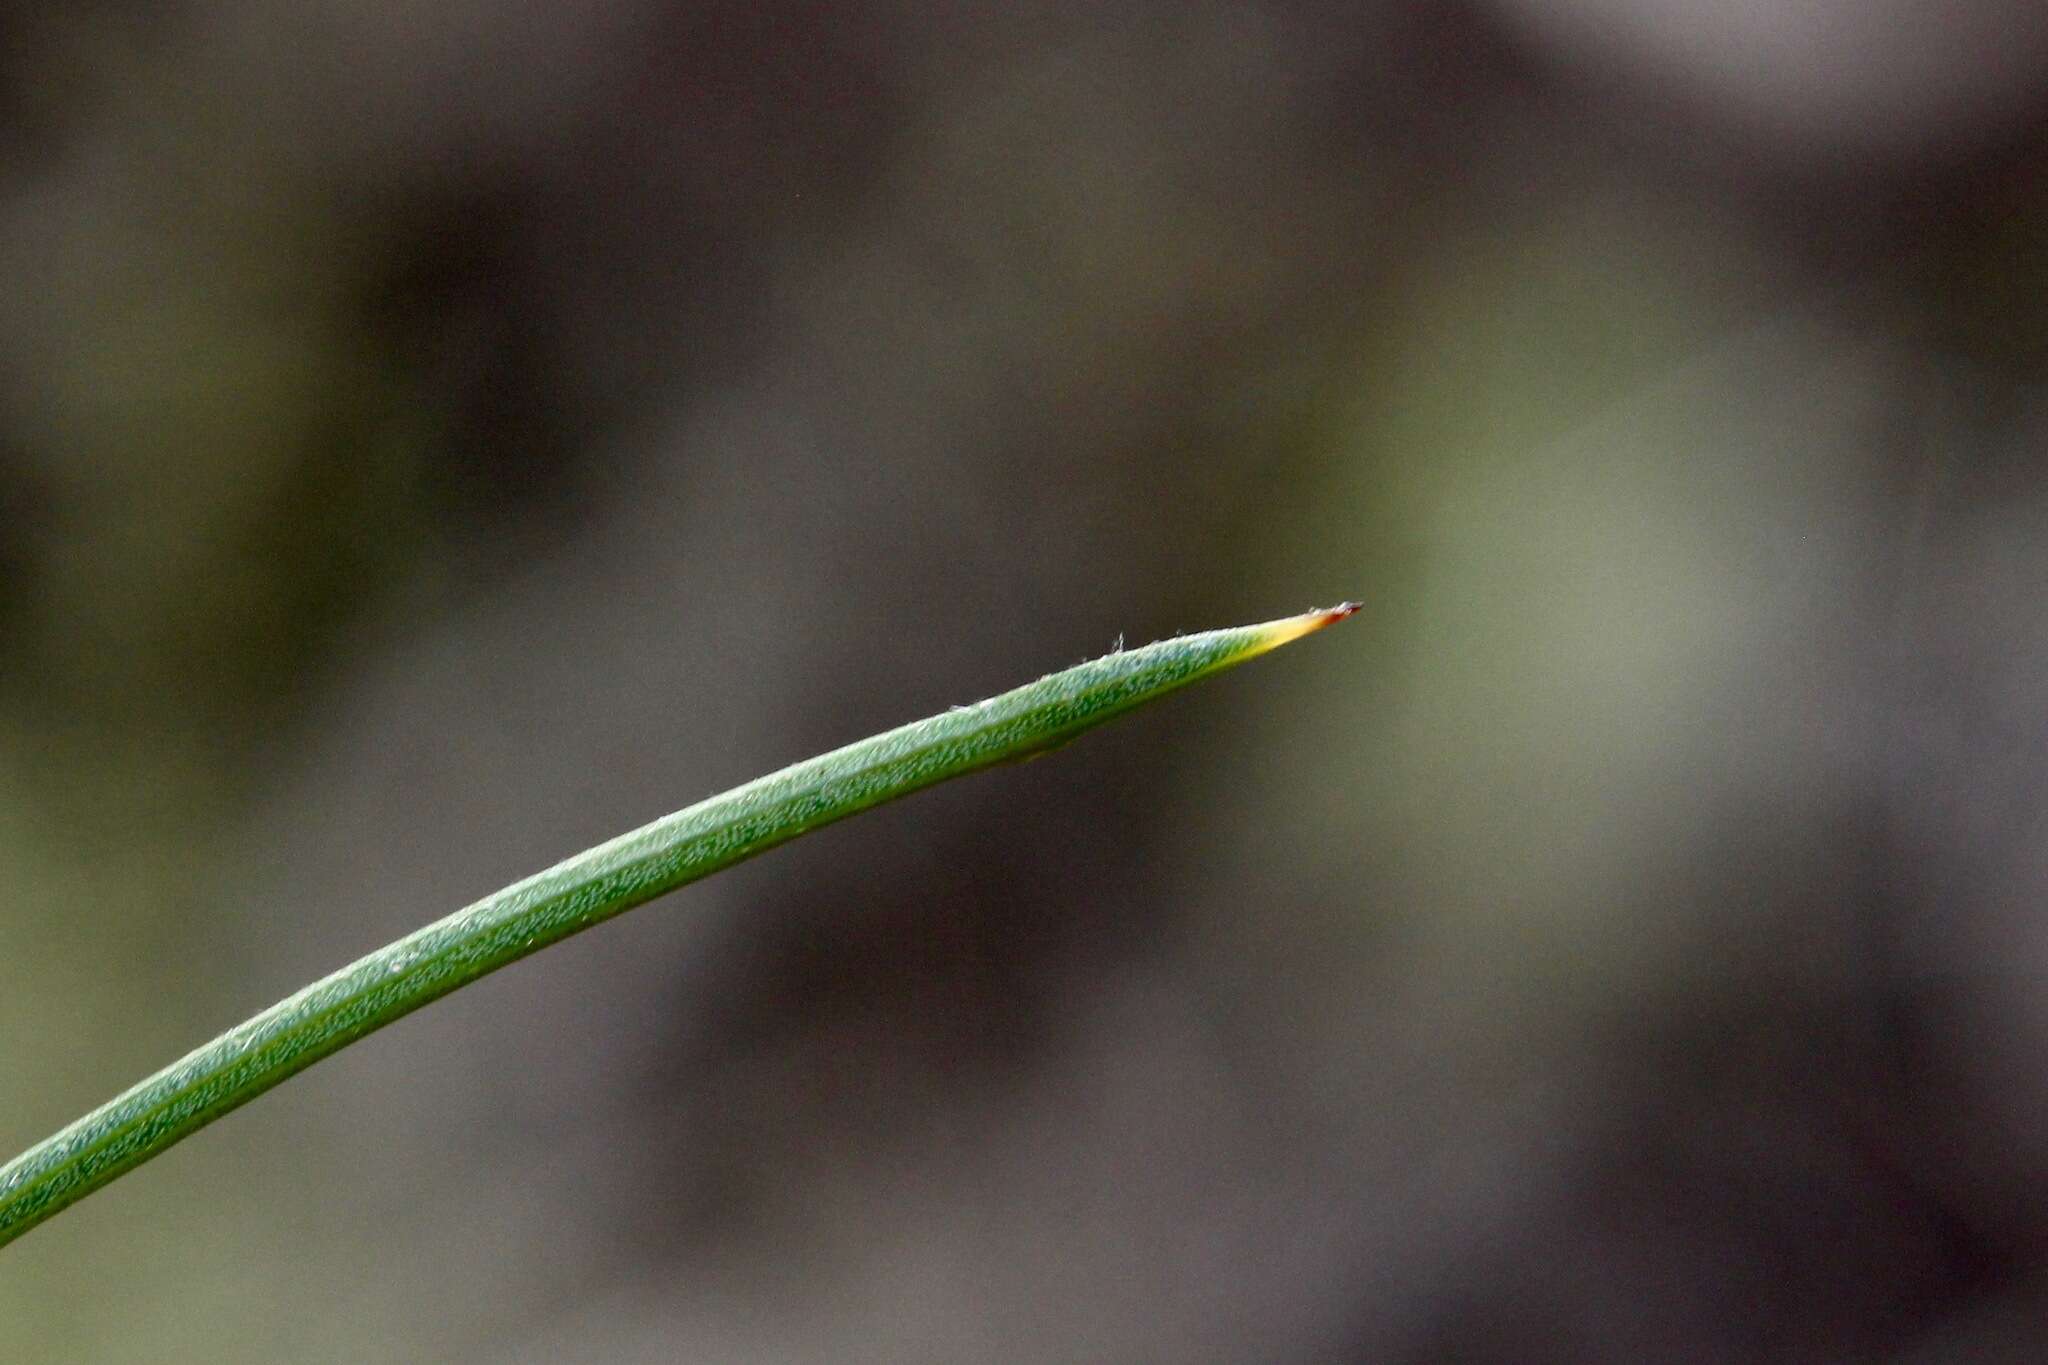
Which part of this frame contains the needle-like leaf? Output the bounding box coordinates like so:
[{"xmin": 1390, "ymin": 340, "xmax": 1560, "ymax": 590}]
[{"xmin": 0, "ymin": 605, "xmax": 1356, "ymax": 1249}]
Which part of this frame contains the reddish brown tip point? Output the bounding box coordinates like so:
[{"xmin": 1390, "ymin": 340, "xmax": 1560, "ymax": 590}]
[{"xmin": 1246, "ymin": 601, "xmax": 1364, "ymax": 653}]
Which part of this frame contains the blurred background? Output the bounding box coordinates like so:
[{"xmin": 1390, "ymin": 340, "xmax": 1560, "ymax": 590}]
[{"xmin": 5, "ymin": 1, "xmax": 2048, "ymax": 1359}]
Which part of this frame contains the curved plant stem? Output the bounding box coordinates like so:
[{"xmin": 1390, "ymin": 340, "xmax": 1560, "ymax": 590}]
[{"xmin": 0, "ymin": 605, "xmax": 1357, "ymax": 1249}]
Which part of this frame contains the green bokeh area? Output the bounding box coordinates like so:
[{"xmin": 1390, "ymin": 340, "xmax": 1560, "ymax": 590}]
[{"xmin": 5, "ymin": 4, "xmax": 2048, "ymax": 1359}]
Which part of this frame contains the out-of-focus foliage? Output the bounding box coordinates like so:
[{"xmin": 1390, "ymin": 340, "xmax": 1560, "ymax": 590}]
[{"xmin": 4, "ymin": 2, "xmax": 2047, "ymax": 1359}]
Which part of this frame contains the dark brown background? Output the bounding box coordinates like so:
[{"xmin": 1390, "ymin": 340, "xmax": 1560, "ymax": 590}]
[{"xmin": 5, "ymin": 2, "xmax": 2048, "ymax": 1358}]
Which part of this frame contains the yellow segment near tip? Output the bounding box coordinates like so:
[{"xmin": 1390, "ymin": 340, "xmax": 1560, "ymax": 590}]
[{"xmin": 1249, "ymin": 601, "xmax": 1363, "ymax": 654}]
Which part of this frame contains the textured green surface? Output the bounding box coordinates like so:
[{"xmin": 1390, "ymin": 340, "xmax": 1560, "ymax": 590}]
[{"xmin": 0, "ymin": 607, "xmax": 1353, "ymax": 1250}]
